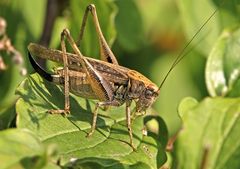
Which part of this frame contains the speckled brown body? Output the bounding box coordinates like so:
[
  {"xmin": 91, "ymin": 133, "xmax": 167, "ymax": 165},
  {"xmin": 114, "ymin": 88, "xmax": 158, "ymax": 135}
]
[
  {"xmin": 28, "ymin": 43, "xmax": 159, "ymax": 112},
  {"xmin": 27, "ymin": 3, "xmax": 161, "ymax": 150}
]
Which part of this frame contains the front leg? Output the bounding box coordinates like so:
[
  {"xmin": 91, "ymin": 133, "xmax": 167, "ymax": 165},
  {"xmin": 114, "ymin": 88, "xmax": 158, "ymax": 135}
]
[{"xmin": 126, "ymin": 101, "xmax": 136, "ymax": 150}]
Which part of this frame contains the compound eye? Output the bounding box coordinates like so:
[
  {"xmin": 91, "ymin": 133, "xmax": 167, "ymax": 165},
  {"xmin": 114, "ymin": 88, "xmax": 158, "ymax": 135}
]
[{"xmin": 145, "ymin": 89, "xmax": 153, "ymax": 99}]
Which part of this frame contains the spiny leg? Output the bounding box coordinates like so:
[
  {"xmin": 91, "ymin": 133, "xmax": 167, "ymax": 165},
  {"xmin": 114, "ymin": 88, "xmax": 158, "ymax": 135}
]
[
  {"xmin": 87, "ymin": 100, "xmax": 122, "ymax": 137},
  {"xmin": 49, "ymin": 30, "xmax": 70, "ymax": 115},
  {"xmin": 86, "ymin": 102, "xmax": 100, "ymax": 137},
  {"xmin": 76, "ymin": 4, "xmax": 89, "ymax": 47},
  {"xmin": 126, "ymin": 101, "xmax": 136, "ymax": 150},
  {"xmin": 62, "ymin": 32, "xmax": 70, "ymax": 114},
  {"xmin": 76, "ymin": 4, "xmax": 118, "ymax": 65},
  {"xmin": 75, "ymin": 4, "xmax": 118, "ymax": 114}
]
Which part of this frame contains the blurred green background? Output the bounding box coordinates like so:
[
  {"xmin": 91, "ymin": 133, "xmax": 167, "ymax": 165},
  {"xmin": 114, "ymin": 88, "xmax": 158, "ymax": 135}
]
[{"xmin": 0, "ymin": 0, "xmax": 238, "ymax": 135}]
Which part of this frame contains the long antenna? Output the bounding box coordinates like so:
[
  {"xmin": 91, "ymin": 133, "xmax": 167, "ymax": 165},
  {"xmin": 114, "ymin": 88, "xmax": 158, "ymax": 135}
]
[{"xmin": 157, "ymin": 8, "xmax": 219, "ymax": 92}]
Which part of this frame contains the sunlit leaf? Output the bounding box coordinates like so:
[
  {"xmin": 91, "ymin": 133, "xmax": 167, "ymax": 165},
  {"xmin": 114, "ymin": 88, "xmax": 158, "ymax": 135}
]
[
  {"xmin": 206, "ymin": 27, "xmax": 240, "ymax": 97},
  {"xmin": 115, "ymin": 0, "xmax": 144, "ymax": 52},
  {"xmin": 0, "ymin": 0, "xmax": 47, "ymax": 128},
  {"xmin": 16, "ymin": 73, "xmax": 167, "ymax": 168},
  {"xmin": 0, "ymin": 128, "xmax": 59, "ymax": 169},
  {"xmin": 176, "ymin": 97, "xmax": 240, "ymax": 169},
  {"xmin": 178, "ymin": 0, "xmax": 220, "ymax": 56}
]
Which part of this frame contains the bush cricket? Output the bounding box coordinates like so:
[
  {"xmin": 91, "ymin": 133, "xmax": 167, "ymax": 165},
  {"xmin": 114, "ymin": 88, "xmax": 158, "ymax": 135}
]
[{"xmin": 27, "ymin": 4, "xmax": 218, "ymax": 150}]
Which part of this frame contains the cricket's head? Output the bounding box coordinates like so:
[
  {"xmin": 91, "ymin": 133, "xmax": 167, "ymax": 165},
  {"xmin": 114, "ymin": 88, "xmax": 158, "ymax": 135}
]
[{"xmin": 136, "ymin": 83, "xmax": 159, "ymax": 112}]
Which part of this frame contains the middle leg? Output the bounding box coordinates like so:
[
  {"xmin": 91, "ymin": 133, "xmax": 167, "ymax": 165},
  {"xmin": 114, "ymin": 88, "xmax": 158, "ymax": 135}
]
[{"xmin": 87, "ymin": 100, "xmax": 122, "ymax": 137}]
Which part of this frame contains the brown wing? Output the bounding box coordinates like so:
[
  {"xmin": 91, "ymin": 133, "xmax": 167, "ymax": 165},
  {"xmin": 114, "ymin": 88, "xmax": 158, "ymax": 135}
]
[{"xmin": 28, "ymin": 43, "xmax": 129, "ymax": 85}]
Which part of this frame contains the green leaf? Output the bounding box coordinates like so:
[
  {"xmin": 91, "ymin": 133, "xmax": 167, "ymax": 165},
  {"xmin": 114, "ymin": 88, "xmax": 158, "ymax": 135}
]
[
  {"xmin": 0, "ymin": 53, "xmax": 22, "ymax": 130},
  {"xmin": 115, "ymin": 0, "xmax": 144, "ymax": 52},
  {"xmin": 206, "ymin": 27, "xmax": 240, "ymax": 97},
  {"xmin": 176, "ymin": 97, "xmax": 240, "ymax": 169},
  {"xmin": 69, "ymin": 0, "xmax": 117, "ymax": 58},
  {"xmin": 177, "ymin": 97, "xmax": 198, "ymax": 117},
  {"xmin": 213, "ymin": 0, "xmax": 240, "ymax": 26},
  {"xmin": 0, "ymin": 128, "xmax": 59, "ymax": 169},
  {"xmin": 0, "ymin": 0, "xmax": 47, "ymax": 128},
  {"xmin": 178, "ymin": 0, "xmax": 220, "ymax": 56},
  {"xmin": 0, "ymin": 106, "xmax": 15, "ymax": 129},
  {"xmin": 16, "ymin": 73, "xmax": 167, "ymax": 168}
]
